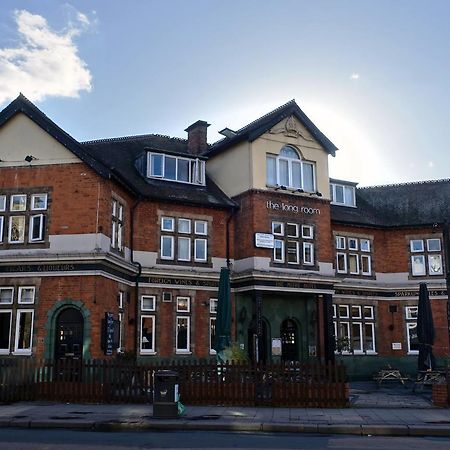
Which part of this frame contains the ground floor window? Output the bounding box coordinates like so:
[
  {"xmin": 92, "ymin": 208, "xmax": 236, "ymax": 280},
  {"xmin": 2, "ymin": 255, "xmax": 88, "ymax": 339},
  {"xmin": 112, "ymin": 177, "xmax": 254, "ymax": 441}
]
[
  {"xmin": 405, "ymin": 306, "xmax": 419, "ymax": 353},
  {"xmin": 333, "ymin": 304, "xmax": 376, "ymax": 354},
  {"xmin": 176, "ymin": 316, "xmax": 190, "ymax": 353},
  {"xmin": 140, "ymin": 315, "xmax": 155, "ymax": 354}
]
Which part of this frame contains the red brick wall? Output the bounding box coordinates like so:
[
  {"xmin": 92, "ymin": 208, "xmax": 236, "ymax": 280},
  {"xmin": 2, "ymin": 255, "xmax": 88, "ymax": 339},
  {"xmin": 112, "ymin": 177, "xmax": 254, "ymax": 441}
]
[{"xmin": 232, "ymin": 190, "xmax": 333, "ymax": 263}]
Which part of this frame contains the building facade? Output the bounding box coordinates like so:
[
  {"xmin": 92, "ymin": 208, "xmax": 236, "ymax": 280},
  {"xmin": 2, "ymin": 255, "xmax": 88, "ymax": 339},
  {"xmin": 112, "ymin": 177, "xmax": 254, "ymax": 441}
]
[{"xmin": 0, "ymin": 95, "xmax": 448, "ymax": 378}]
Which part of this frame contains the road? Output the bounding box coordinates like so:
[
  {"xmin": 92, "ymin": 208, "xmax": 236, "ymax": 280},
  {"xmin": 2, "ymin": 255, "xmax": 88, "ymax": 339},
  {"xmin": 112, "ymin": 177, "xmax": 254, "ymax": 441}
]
[{"xmin": 0, "ymin": 429, "xmax": 450, "ymax": 449}]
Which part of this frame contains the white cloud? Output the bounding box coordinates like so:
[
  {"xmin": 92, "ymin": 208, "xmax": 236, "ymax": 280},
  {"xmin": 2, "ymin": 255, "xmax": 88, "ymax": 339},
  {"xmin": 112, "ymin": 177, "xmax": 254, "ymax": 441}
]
[
  {"xmin": 428, "ymin": 161, "xmax": 434, "ymax": 168},
  {"xmin": 350, "ymin": 73, "xmax": 360, "ymax": 80},
  {"xmin": 0, "ymin": 9, "xmax": 93, "ymax": 105}
]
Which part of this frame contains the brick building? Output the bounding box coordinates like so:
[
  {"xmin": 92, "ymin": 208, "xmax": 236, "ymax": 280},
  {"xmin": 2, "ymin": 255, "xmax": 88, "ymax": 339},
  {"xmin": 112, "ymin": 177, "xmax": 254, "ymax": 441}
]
[{"xmin": 0, "ymin": 95, "xmax": 448, "ymax": 378}]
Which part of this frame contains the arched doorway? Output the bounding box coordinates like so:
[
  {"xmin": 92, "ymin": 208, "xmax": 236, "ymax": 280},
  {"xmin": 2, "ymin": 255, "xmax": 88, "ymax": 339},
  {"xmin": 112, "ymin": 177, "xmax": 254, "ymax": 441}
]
[
  {"xmin": 280, "ymin": 319, "xmax": 299, "ymax": 361},
  {"xmin": 55, "ymin": 308, "xmax": 84, "ymax": 361}
]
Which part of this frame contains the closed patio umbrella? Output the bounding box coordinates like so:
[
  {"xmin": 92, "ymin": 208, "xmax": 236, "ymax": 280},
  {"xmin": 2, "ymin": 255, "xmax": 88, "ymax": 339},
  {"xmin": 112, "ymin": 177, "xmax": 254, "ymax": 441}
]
[
  {"xmin": 213, "ymin": 267, "xmax": 231, "ymax": 363},
  {"xmin": 417, "ymin": 282, "xmax": 436, "ymax": 371}
]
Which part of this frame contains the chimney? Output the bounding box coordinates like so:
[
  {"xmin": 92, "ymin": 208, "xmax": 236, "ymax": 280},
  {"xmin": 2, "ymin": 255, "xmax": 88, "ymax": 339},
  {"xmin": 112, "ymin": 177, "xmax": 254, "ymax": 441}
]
[{"xmin": 185, "ymin": 120, "xmax": 210, "ymax": 155}]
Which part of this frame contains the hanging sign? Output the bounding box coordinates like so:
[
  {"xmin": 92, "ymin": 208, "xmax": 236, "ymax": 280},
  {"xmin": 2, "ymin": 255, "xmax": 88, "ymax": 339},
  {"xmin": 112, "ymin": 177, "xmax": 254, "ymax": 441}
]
[{"xmin": 104, "ymin": 312, "xmax": 115, "ymax": 356}]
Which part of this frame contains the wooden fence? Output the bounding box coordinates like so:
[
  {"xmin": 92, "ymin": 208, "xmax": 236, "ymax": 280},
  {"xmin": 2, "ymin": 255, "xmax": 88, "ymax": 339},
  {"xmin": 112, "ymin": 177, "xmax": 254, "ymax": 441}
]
[{"xmin": 0, "ymin": 359, "xmax": 348, "ymax": 407}]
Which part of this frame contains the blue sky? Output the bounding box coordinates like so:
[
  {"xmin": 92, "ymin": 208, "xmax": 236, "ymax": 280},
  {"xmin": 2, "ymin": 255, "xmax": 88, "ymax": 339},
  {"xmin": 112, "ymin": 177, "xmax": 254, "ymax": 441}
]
[{"xmin": 0, "ymin": 1, "xmax": 449, "ymax": 186}]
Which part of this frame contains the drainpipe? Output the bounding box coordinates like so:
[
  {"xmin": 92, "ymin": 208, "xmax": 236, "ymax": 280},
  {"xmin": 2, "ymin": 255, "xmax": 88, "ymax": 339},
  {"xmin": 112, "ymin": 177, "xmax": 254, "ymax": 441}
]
[
  {"xmin": 442, "ymin": 221, "xmax": 450, "ymax": 349},
  {"xmin": 226, "ymin": 207, "xmax": 236, "ymax": 269},
  {"xmin": 130, "ymin": 199, "xmax": 142, "ymax": 360}
]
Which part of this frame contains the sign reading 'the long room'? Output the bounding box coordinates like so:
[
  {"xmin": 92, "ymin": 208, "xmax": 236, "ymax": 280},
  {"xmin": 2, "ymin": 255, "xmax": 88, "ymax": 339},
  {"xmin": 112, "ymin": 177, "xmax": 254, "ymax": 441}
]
[{"xmin": 266, "ymin": 200, "xmax": 320, "ymax": 215}]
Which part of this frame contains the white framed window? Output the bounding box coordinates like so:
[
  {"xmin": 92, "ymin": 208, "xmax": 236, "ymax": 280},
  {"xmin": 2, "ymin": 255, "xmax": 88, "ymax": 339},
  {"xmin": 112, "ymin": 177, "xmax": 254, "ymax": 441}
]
[
  {"xmin": 0, "ymin": 287, "xmax": 14, "ymax": 304},
  {"xmin": 209, "ymin": 317, "xmax": 217, "ymax": 354},
  {"xmin": 118, "ymin": 291, "xmax": 125, "ymax": 309},
  {"xmin": 176, "ymin": 296, "xmax": 190, "ymax": 313},
  {"xmin": 14, "ymin": 309, "xmax": 34, "ymax": 354},
  {"xmin": 0, "ymin": 216, "xmax": 3, "ymax": 243},
  {"xmin": 111, "ymin": 199, "xmax": 124, "ymax": 252},
  {"xmin": 161, "ymin": 235, "xmax": 174, "ymax": 259},
  {"xmin": 339, "ymin": 305, "xmax": 349, "ymax": 318},
  {"xmin": 140, "ymin": 315, "xmax": 155, "ymax": 354},
  {"xmin": 336, "ymin": 236, "xmax": 346, "ymax": 250},
  {"xmin": 361, "ymin": 255, "xmax": 371, "ymax": 275},
  {"xmin": 176, "ymin": 316, "xmax": 190, "ymax": 353},
  {"xmin": 351, "ymin": 305, "xmax": 362, "ymax": 319},
  {"xmin": 0, "ymin": 310, "xmax": 12, "ymax": 354},
  {"xmin": 118, "ymin": 312, "xmax": 124, "ymax": 353},
  {"xmin": 10, "ymin": 194, "xmax": 26, "ymax": 212},
  {"xmin": 406, "ymin": 322, "xmax": 419, "ymax": 354},
  {"xmin": 273, "ymin": 239, "xmax": 285, "ymax": 263},
  {"xmin": 161, "ymin": 217, "xmax": 175, "ymax": 232},
  {"xmin": 348, "ymin": 254, "xmax": 359, "ymax": 274},
  {"xmin": 411, "ymin": 255, "xmax": 426, "ymax": 276},
  {"xmin": 360, "ymin": 239, "xmax": 370, "ymax": 252},
  {"xmin": 194, "ymin": 238, "xmax": 207, "ymax": 262},
  {"xmin": 272, "ymin": 222, "xmax": 284, "ymax": 236},
  {"xmin": 336, "ymin": 253, "xmax": 347, "ymax": 273},
  {"xmin": 352, "ymin": 322, "xmax": 363, "ymax": 353},
  {"xmin": 194, "ymin": 220, "xmax": 207, "ymax": 235},
  {"xmin": 178, "ymin": 218, "xmax": 191, "ymax": 234},
  {"xmin": 301, "ymin": 225, "xmax": 314, "ymax": 239},
  {"xmin": 364, "ymin": 306, "xmax": 374, "ymax": 319},
  {"xmin": 365, "ymin": 323, "xmax": 376, "ymax": 353},
  {"xmin": 178, "ymin": 237, "xmax": 191, "ymax": 261},
  {"xmin": 410, "ymin": 239, "xmax": 424, "ymax": 252},
  {"xmin": 266, "ymin": 146, "xmax": 316, "ymax": 192},
  {"xmin": 330, "ymin": 183, "xmax": 356, "ymax": 207},
  {"xmin": 0, "ymin": 195, "xmax": 6, "ymax": 211},
  {"xmin": 428, "ymin": 254, "xmax": 443, "ymax": 275},
  {"xmin": 209, "ymin": 298, "xmax": 218, "ymax": 314},
  {"xmin": 427, "ymin": 239, "xmax": 441, "ymax": 252},
  {"xmin": 286, "ymin": 240, "xmax": 299, "ymax": 264},
  {"xmin": 31, "ymin": 194, "xmax": 47, "ymax": 211},
  {"xmin": 338, "ymin": 322, "xmax": 351, "ymax": 352},
  {"xmin": 147, "ymin": 152, "xmax": 206, "ymax": 186},
  {"xmin": 405, "ymin": 306, "xmax": 418, "ymax": 320},
  {"xmin": 286, "ymin": 223, "xmax": 299, "ymax": 238},
  {"xmin": 141, "ymin": 295, "xmax": 156, "ymax": 311},
  {"xmin": 348, "ymin": 238, "xmax": 358, "ymax": 251},
  {"xmin": 29, "ymin": 214, "xmax": 45, "ymax": 242},
  {"xmin": 18, "ymin": 287, "xmax": 35, "ymax": 304},
  {"xmin": 8, "ymin": 216, "xmax": 25, "ymax": 243},
  {"xmin": 303, "ymin": 242, "xmax": 314, "ymax": 265}
]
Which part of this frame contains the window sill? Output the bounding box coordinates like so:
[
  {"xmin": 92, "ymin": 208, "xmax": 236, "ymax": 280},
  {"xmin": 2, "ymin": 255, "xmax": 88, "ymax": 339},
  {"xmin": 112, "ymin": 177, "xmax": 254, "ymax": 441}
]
[
  {"xmin": 140, "ymin": 351, "xmax": 157, "ymax": 355},
  {"xmin": 407, "ymin": 351, "xmax": 419, "ymax": 355},
  {"xmin": 176, "ymin": 351, "xmax": 192, "ymax": 355},
  {"xmin": 12, "ymin": 351, "xmax": 32, "ymax": 356}
]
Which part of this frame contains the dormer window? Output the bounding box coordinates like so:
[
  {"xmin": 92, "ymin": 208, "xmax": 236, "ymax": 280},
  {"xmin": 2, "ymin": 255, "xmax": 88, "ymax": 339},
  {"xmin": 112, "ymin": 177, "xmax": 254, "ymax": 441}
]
[
  {"xmin": 330, "ymin": 182, "xmax": 356, "ymax": 207},
  {"xmin": 266, "ymin": 146, "xmax": 315, "ymax": 192},
  {"xmin": 147, "ymin": 152, "xmax": 205, "ymax": 185}
]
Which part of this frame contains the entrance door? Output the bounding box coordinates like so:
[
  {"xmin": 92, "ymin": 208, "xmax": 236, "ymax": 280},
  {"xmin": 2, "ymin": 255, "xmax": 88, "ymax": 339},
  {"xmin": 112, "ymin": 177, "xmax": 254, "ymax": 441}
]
[
  {"xmin": 280, "ymin": 319, "xmax": 298, "ymax": 361},
  {"xmin": 55, "ymin": 308, "xmax": 84, "ymax": 361}
]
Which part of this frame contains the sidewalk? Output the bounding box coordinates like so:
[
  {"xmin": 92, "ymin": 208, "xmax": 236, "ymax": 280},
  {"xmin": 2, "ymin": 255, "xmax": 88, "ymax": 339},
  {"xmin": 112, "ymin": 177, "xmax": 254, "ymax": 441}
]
[{"xmin": 0, "ymin": 383, "xmax": 448, "ymax": 437}]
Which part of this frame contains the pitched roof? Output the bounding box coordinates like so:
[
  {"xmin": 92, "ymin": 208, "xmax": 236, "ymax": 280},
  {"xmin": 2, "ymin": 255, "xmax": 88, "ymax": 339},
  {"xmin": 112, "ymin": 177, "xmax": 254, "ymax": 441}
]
[
  {"xmin": 82, "ymin": 136, "xmax": 236, "ymax": 208},
  {"xmin": 331, "ymin": 179, "xmax": 450, "ymax": 227},
  {"xmin": 206, "ymin": 100, "xmax": 338, "ymax": 157},
  {"xmin": 0, "ymin": 94, "xmax": 111, "ymax": 178}
]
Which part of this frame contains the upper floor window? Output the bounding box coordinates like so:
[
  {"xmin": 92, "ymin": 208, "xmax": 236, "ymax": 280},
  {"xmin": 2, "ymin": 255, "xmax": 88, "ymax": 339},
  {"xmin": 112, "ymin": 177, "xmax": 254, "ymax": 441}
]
[
  {"xmin": 147, "ymin": 152, "xmax": 205, "ymax": 186},
  {"xmin": 266, "ymin": 146, "xmax": 315, "ymax": 192},
  {"xmin": 160, "ymin": 216, "xmax": 208, "ymax": 264},
  {"xmin": 335, "ymin": 235, "xmax": 372, "ymax": 276},
  {"xmin": 111, "ymin": 199, "xmax": 124, "ymax": 252},
  {"xmin": 410, "ymin": 238, "xmax": 443, "ymax": 276},
  {"xmin": 330, "ymin": 182, "xmax": 356, "ymax": 207},
  {"xmin": 0, "ymin": 193, "xmax": 48, "ymax": 246}
]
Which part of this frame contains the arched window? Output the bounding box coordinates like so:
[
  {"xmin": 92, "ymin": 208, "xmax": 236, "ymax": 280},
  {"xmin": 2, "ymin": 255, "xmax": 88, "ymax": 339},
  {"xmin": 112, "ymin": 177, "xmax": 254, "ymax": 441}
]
[{"xmin": 266, "ymin": 146, "xmax": 315, "ymax": 192}]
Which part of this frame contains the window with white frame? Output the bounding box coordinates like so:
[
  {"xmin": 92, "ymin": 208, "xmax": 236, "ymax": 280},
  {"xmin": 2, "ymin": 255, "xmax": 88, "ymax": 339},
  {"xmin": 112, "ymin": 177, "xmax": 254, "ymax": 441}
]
[
  {"xmin": 0, "ymin": 285, "xmax": 36, "ymax": 356},
  {"xmin": 111, "ymin": 199, "xmax": 124, "ymax": 252},
  {"xmin": 209, "ymin": 298, "xmax": 217, "ymax": 354},
  {"xmin": 405, "ymin": 306, "xmax": 419, "ymax": 353},
  {"xmin": 410, "ymin": 238, "xmax": 443, "ymax": 277},
  {"xmin": 176, "ymin": 316, "xmax": 190, "ymax": 353},
  {"xmin": 141, "ymin": 295, "xmax": 156, "ymax": 311},
  {"xmin": 333, "ymin": 304, "xmax": 376, "ymax": 354},
  {"xmin": 160, "ymin": 216, "xmax": 209, "ymax": 264},
  {"xmin": 147, "ymin": 152, "xmax": 206, "ymax": 185},
  {"xmin": 118, "ymin": 312, "xmax": 124, "ymax": 353},
  {"xmin": 177, "ymin": 296, "xmax": 190, "ymax": 313},
  {"xmin": 335, "ymin": 236, "xmax": 373, "ymax": 276},
  {"xmin": 140, "ymin": 315, "xmax": 155, "ymax": 354},
  {"xmin": 266, "ymin": 146, "xmax": 316, "ymax": 192},
  {"xmin": 272, "ymin": 221, "xmax": 315, "ymax": 267},
  {"xmin": 0, "ymin": 192, "xmax": 48, "ymax": 247},
  {"xmin": 330, "ymin": 182, "xmax": 356, "ymax": 207}
]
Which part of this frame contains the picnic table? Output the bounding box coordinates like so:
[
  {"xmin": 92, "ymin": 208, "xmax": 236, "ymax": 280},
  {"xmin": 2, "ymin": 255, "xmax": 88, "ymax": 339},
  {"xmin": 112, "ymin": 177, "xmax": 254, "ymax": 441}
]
[
  {"xmin": 373, "ymin": 367, "xmax": 409, "ymax": 386},
  {"xmin": 413, "ymin": 369, "xmax": 447, "ymax": 392}
]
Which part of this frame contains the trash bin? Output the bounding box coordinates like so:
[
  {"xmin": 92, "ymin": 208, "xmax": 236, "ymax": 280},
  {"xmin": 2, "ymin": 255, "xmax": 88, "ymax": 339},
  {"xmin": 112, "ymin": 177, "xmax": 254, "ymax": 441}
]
[{"xmin": 153, "ymin": 370, "xmax": 179, "ymax": 419}]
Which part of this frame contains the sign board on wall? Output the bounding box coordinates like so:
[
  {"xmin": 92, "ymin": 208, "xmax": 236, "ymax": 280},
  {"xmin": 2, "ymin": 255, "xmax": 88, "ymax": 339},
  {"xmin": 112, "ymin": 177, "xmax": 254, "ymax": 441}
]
[
  {"xmin": 255, "ymin": 233, "xmax": 274, "ymax": 249},
  {"xmin": 272, "ymin": 338, "xmax": 282, "ymax": 356},
  {"xmin": 392, "ymin": 342, "xmax": 402, "ymax": 350}
]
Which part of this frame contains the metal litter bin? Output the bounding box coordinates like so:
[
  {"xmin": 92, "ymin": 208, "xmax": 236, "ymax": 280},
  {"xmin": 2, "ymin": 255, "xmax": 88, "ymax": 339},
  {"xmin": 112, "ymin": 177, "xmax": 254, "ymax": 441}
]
[{"xmin": 153, "ymin": 370, "xmax": 179, "ymax": 419}]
